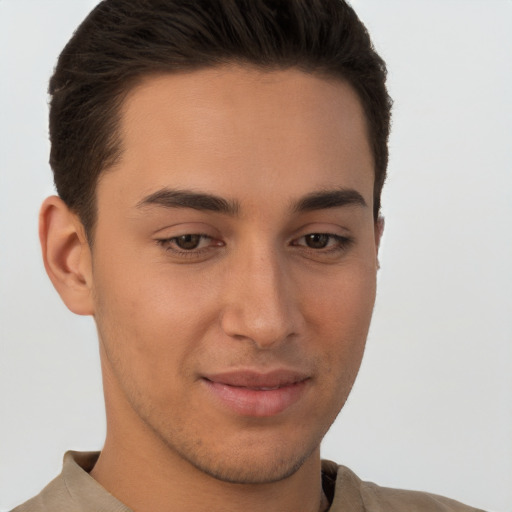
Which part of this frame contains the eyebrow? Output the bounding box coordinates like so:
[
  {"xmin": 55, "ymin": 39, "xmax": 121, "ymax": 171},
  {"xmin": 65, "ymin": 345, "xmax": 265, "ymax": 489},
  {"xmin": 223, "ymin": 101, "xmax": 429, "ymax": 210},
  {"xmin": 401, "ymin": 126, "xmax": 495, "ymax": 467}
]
[
  {"xmin": 292, "ymin": 188, "xmax": 367, "ymax": 212},
  {"xmin": 136, "ymin": 188, "xmax": 240, "ymax": 215},
  {"xmin": 136, "ymin": 186, "xmax": 367, "ymax": 216}
]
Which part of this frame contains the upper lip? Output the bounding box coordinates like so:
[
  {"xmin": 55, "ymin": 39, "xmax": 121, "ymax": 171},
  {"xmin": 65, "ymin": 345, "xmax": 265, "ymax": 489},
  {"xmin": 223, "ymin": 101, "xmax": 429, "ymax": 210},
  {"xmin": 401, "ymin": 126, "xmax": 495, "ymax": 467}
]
[{"xmin": 203, "ymin": 369, "xmax": 310, "ymax": 389}]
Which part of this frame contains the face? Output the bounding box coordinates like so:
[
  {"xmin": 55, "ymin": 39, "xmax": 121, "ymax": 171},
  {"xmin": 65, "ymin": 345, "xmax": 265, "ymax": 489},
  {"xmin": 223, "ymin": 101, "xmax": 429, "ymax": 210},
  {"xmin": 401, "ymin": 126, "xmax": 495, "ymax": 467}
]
[{"xmin": 90, "ymin": 66, "xmax": 379, "ymax": 484}]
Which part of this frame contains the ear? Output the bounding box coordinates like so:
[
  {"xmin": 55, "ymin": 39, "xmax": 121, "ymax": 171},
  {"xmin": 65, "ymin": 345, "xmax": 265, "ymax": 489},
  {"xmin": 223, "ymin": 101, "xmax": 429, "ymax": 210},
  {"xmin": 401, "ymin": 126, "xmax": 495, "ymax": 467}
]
[
  {"xmin": 39, "ymin": 196, "xmax": 94, "ymax": 316},
  {"xmin": 375, "ymin": 216, "xmax": 385, "ymax": 269}
]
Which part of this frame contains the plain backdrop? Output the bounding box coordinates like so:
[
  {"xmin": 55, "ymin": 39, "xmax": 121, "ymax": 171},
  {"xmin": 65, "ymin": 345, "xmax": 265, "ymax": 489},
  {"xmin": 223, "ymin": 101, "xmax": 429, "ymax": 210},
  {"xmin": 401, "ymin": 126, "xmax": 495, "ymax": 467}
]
[{"xmin": 1, "ymin": 1, "xmax": 511, "ymax": 511}]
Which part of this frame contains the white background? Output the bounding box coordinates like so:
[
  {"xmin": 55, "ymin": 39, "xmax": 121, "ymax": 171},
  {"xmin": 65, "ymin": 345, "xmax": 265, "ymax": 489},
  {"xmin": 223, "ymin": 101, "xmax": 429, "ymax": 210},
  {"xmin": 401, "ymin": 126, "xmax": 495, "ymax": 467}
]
[{"xmin": 0, "ymin": 1, "xmax": 511, "ymax": 511}]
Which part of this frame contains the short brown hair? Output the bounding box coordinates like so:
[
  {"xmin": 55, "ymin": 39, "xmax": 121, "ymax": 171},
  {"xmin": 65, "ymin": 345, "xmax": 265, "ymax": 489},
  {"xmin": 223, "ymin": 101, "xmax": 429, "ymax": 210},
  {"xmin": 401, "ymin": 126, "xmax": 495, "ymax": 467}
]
[{"xmin": 49, "ymin": 0, "xmax": 392, "ymax": 239}]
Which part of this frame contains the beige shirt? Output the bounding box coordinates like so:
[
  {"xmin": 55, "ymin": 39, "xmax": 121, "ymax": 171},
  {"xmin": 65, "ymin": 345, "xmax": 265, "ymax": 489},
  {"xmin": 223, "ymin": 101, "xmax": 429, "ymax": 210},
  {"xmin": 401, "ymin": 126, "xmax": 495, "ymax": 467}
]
[{"xmin": 12, "ymin": 451, "xmax": 486, "ymax": 512}]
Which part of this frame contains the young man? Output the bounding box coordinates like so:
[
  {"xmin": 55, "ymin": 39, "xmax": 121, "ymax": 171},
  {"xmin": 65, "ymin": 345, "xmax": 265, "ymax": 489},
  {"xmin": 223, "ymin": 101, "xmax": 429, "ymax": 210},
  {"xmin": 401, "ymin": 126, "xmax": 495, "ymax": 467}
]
[{"xmin": 12, "ymin": 1, "xmax": 484, "ymax": 511}]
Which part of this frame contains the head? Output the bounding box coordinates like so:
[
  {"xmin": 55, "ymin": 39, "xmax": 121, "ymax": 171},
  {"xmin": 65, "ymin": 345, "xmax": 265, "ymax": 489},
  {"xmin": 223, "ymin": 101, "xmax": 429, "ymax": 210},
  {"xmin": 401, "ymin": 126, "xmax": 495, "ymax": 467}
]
[{"xmin": 41, "ymin": 0, "xmax": 391, "ymax": 488}]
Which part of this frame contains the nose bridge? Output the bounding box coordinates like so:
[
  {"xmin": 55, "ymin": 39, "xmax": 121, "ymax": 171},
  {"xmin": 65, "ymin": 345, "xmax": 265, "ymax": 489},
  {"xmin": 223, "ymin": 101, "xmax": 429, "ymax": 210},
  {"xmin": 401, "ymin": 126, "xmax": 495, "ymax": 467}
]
[{"xmin": 221, "ymin": 239, "xmax": 299, "ymax": 348}]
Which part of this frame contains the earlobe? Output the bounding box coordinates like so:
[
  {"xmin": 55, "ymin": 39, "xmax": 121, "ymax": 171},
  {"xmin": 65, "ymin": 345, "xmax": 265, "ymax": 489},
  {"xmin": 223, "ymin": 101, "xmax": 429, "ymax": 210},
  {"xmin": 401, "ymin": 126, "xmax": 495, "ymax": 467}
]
[{"xmin": 39, "ymin": 195, "xmax": 94, "ymax": 316}]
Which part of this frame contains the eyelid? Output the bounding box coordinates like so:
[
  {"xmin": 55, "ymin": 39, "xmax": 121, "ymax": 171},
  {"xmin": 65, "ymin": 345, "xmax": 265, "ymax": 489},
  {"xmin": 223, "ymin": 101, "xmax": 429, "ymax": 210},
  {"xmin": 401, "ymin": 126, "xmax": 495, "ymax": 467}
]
[
  {"xmin": 289, "ymin": 220, "xmax": 352, "ymax": 240},
  {"xmin": 152, "ymin": 221, "xmax": 220, "ymax": 237}
]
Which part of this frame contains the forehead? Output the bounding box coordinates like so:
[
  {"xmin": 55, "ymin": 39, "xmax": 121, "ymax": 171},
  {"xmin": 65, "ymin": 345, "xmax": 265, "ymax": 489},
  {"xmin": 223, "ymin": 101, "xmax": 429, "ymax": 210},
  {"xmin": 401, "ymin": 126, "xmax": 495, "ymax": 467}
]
[{"xmin": 100, "ymin": 65, "xmax": 374, "ymax": 211}]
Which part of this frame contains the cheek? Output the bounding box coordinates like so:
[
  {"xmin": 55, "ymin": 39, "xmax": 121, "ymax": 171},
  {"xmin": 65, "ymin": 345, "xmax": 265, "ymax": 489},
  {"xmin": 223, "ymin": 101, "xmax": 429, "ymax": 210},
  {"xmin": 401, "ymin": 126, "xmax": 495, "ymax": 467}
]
[
  {"xmin": 307, "ymin": 263, "xmax": 376, "ymax": 336},
  {"xmin": 91, "ymin": 251, "xmax": 219, "ymax": 382},
  {"xmin": 305, "ymin": 264, "xmax": 376, "ymax": 389}
]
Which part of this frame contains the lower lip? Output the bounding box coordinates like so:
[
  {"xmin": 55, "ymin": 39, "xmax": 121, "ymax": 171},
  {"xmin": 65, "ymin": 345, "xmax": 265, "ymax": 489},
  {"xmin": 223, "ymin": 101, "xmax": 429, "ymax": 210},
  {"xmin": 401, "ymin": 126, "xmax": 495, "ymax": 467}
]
[{"xmin": 203, "ymin": 379, "xmax": 308, "ymax": 417}]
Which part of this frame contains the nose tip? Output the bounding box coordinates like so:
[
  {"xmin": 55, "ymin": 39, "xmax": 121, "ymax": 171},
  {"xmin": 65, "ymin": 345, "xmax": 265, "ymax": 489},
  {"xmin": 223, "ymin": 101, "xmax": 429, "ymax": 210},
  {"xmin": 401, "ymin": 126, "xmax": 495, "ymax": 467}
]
[
  {"xmin": 220, "ymin": 256, "xmax": 301, "ymax": 349},
  {"xmin": 221, "ymin": 306, "xmax": 295, "ymax": 349}
]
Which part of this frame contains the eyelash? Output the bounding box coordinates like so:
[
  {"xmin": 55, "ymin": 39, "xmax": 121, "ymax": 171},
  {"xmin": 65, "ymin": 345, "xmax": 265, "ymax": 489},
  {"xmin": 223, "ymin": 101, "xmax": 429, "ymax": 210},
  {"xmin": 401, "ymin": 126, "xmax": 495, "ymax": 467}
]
[
  {"xmin": 156, "ymin": 233, "xmax": 353, "ymax": 258},
  {"xmin": 292, "ymin": 233, "xmax": 352, "ymax": 252},
  {"xmin": 157, "ymin": 234, "xmax": 220, "ymax": 258}
]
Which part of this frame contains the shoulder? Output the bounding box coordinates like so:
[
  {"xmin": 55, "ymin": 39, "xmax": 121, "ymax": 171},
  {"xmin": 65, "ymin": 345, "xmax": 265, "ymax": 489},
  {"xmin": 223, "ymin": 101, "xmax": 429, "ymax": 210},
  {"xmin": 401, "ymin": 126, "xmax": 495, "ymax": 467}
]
[
  {"xmin": 9, "ymin": 451, "xmax": 126, "ymax": 512},
  {"xmin": 357, "ymin": 476, "xmax": 487, "ymax": 512},
  {"xmin": 323, "ymin": 461, "xmax": 488, "ymax": 512},
  {"xmin": 9, "ymin": 474, "xmax": 76, "ymax": 512}
]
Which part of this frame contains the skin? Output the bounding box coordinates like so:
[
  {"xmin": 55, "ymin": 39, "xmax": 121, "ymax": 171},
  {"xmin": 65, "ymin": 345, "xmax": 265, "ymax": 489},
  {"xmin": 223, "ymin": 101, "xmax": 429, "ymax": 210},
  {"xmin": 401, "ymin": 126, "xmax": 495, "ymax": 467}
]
[{"xmin": 40, "ymin": 65, "xmax": 381, "ymax": 512}]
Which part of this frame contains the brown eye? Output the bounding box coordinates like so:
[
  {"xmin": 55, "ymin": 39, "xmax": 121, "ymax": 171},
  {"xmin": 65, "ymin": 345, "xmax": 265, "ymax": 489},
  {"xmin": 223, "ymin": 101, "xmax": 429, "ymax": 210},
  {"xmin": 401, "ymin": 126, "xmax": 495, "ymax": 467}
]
[
  {"xmin": 175, "ymin": 234, "xmax": 202, "ymax": 250},
  {"xmin": 304, "ymin": 233, "xmax": 330, "ymax": 249}
]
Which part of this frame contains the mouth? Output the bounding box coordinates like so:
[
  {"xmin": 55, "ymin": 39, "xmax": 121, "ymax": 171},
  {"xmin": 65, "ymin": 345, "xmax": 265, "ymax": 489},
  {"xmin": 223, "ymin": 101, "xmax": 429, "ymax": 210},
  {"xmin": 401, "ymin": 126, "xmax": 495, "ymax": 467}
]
[{"xmin": 201, "ymin": 369, "xmax": 310, "ymax": 417}]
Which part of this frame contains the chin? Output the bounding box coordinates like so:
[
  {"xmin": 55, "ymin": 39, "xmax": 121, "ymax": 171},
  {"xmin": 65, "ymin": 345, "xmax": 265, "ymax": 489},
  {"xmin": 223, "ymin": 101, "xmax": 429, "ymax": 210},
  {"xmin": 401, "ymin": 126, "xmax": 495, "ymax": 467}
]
[
  {"xmin": 185, "ymin": 444, "xmax": 319, "ymax": 485},
  {"xmin": 157, "ymin": 422, "xmax": 323, "ymax": 485}
]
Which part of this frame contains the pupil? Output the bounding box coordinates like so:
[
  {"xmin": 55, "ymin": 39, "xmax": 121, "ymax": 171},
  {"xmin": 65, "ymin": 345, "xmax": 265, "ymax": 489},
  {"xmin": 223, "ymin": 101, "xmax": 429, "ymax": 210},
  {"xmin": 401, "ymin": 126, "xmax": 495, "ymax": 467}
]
[
  {"xmin": 176, "ymin": 234, "xmax": 201, "ymax": 250},
  {"xmin": 306, "ymin": 234, "xmax": 329, "ymax": 249}
]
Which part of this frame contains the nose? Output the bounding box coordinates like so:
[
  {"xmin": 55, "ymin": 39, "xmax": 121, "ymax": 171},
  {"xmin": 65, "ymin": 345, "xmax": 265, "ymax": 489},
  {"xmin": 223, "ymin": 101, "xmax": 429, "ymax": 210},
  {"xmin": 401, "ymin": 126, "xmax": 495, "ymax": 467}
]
[{"xmin": 220, "ymin": 245, "xmax": 302, "ymax": 349}]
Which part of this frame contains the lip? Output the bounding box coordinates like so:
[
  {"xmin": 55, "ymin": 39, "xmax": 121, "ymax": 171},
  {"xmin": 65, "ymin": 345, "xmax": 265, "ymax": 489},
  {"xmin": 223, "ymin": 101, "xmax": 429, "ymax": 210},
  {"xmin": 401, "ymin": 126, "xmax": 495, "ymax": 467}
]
[{"xmin": 202, "ymin": 369, "xmax": 310, "ymax": 417}]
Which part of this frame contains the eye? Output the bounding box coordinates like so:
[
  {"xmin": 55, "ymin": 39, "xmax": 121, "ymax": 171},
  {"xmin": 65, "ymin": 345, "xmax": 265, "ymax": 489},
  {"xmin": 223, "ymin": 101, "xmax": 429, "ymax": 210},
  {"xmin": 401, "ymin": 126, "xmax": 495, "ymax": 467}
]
[
  {"xmin": 303, "ymin": 233, "xmax": 331, "ymax": 249},
  {"xmin": 292, "ymin": 233, "xmax": 352, "ymax": 253},
  {"xmin": 173, "ymin": 234, "xmax": 205, "ymax": 250},
  {"xmin": 156, "ymin": 234, "xmax": 223, "ymax": 255}
]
